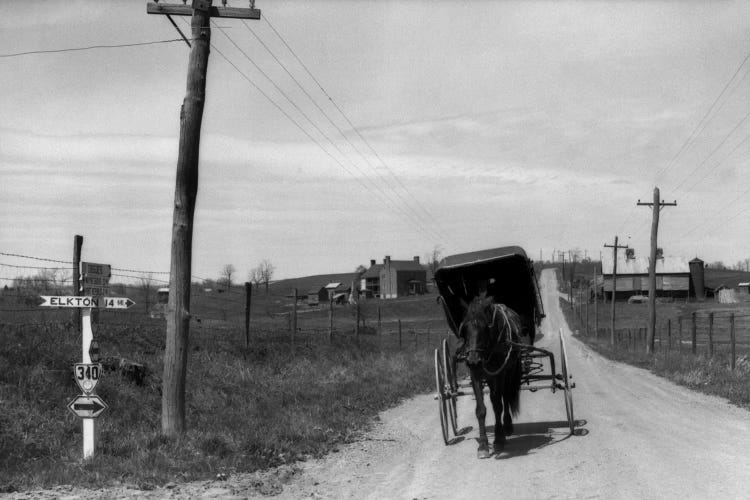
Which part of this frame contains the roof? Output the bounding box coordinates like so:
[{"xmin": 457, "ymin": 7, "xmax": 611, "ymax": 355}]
[
  {"xmin": 703, "ymin": 269, "xmax": 750, "ymax": 292},
  {"xmin": 324, "ymin": 282, "xmax": 341, "ymax": 289},
  {"xmin": 362, "ymin": 264, "xmax": 382, "ymax": 278},
  {"xmin": 436, "ymin": 246, "xmax": 528, "ymax": 270},
  {"xmin": 601, "ymin": 254, "xmax": 689, "ymax": 275}
]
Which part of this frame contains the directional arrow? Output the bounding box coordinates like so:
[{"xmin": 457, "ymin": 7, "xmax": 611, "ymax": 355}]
[{"xmin": 67, "ymin": 394, "xmax": 108, "ymax": 419}]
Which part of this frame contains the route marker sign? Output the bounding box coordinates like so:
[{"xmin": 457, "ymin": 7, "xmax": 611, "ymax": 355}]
[
  {"xmin": 74, "ymin": 363, "xmax": 102, "ymax": 394},
  {"xmin": 67, "ymin": 394, "xmax": 108, "ymax": 419}
]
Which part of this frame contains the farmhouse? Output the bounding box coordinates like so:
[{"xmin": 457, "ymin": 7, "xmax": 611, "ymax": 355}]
[
  {"xmin": 361, "ymin": 256, "xmax": 427, "ymax": 299},
  {"xmin": 601, "ymin": 248, "xmax": 693, "ymax": 300}
]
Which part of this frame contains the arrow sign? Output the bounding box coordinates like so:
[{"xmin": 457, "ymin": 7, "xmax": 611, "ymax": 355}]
[
  {"xmin": 67, "ymin": 394, "xmax": 108, "ymax": 419},
  {"xmin": 100, "ymin": 297, "xmax": 135, "ymax": 309},
  {"xmin": 40, "ymin": 296, "xmax": 135, "ymax": 309}
]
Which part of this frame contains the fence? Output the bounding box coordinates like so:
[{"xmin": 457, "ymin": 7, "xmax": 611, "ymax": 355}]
[{"xmin": 567, "ymin": 288, "xmax": 750, "ymax": 371}]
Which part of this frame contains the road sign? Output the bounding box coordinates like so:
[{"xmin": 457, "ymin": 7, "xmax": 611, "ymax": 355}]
[
  {"xmin": 40, "ymin": 296, "xmax": 100, "ymax": 308},
  {"xmin": 82, "ymin": 276, "xmax": 110, "ymax": 286},
  {"xmin": 74, "ymin": 363, "xmax": 101, "ymax": 394},
  {"xmin": 81, "ymin": 262, "xmax": 111, "ymax": 278},
  {"xmin": 88, "ymin": 340, "xmax": 101, "ymax": 363},
  {"xmin": 67, "ymin": 394, "xmax": 108, "ymax": 419},
  {"xmin": 40, "ymin": 296, "xmax": 135, "ymax": 309},
  {"xmin": 100, "ymin": 297, "xmax": 135, "ymax": 309},
  {"xmin": 83, "ymin": 285, "xmax": 109, "ymax": 297}
]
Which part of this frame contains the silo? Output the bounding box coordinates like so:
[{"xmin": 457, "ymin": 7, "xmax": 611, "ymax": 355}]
[{"xmin": 689, "ymin": 257, "xmax": 705, "ymax": 300}]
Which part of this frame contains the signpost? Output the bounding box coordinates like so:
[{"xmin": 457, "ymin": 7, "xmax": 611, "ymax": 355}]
[{"xmin": 39, "ymin": 260, "xmax": 133, "ymax": 460}]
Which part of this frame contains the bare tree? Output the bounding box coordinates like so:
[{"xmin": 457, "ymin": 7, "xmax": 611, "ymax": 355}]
[
  {"xmin": 424, "ymin": 245, "xmax": 443, "ymax": 274},
  {"xmin": 258, "ymin": 259, "xmax": 275, "ymax": 294},
  {"xmin": 248, "ymin": 267, "xmax": 262, "ymax": 291},
  {"xmin": 221, "ymin": 264, "xmax": 236, "ymax": 292}
]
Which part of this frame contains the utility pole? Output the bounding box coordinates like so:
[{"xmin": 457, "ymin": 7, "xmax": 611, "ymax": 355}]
[
  {"xmin": 148, "ymin": 0, "xmax": 261, "ymax": 437},
  {"xmin": 604, "ymin": 236, "xmax": 628, "ymax": 346},
  {"xmin": 637, "ymin": 187, "xmax": 677, "ymax": 354}
]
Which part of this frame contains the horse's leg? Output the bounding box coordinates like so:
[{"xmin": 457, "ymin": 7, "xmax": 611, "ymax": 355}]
[
  {"xmin": 503, "ymin": 396, "xmax": 514, "ymax": 437},
  {"xmin": 489, "ymin": 381, "xmax": 506, "ymax": 453},
  {"xmin": 470, "ymin": 370, "xmax": 490, "ymax": 459}
]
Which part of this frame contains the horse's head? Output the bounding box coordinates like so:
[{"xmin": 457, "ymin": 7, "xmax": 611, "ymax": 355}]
[{"xmin": 459, "ymin": 296, "xmax": 500, "ymax": 366}]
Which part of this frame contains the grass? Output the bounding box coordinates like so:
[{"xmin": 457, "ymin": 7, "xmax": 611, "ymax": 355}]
[
  {"xmin": 0, "ymin": 293, "xmax": 445, "ymax": 492},
  {"xmin": 561, "ymin": 297, "xmax": 750, "ymax": 411}
]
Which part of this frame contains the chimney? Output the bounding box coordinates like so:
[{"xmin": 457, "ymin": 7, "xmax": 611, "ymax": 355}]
[
  {"xmin": 656, "ymin": 248, "xmax": 664, "ymax": 259},
  {"xmin": 384, "ymin": 256, "xmax": 391, "ymax": 266},
  {"xmin": 370, "ymin": 259, "xmax": 375, "ymax": 267},
  {"xmin": 413, "ymin": 256, "xmax": 420, "ymax": 264},
  {"xmin": 626, "ymin": 248, "xmax": 635, "ymax": 260}
]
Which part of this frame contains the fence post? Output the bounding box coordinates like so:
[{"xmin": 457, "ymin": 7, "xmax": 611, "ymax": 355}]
[
  {"xmin": 398, "ymin": 319, "xmax": 402, "ymax": 349},
  {"xmin": 585, "ymin": 289, "xmax": 589, "ymax": 336},
  {"xmin": 678, "ymin": 317, "xmax": 683, "ymax": 353},
  {"xmin": 691, "ymin": 312, "xmax": 697, "ymax": 355},
  {"xmin": 708, "ymin": 311, "xmax": 714, "ymax": 358},
  {"xmin": 328, "ymin": 297, "xmax": 334, "ymax": 344},
  {"xmin": 667, "ymin": 319, "xmax": 671, "ymax": 351},
  {"xmin": 378, "ymin": 305, "xmax": 381, "ymax": 336},
  {"xmin": 730, "ymin": 313, "xmax": 736, "ymax": 371},
  {"xmin": 244, "ymin": 282, "xmax": 252, "ymax": 349},
  {"xmin": 355, "ymin": 299, "xmax": 360, "ymax": 346},
  {"xmin": 292, "ymin": 288, "xmax": 297, "ymax": 350}
]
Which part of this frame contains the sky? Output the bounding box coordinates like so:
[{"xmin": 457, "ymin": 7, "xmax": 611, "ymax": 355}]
[{"xmin": 2, "ymin": 0, "xmax": 750, "ymax": 285}]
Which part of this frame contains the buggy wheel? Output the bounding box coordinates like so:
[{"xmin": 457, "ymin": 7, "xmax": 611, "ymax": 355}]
[
  {"xmin": 559, "ymin": 329, "xmax": 575, "ymax": 434},
  {"xmin": 441, "ymin": 338, "xmax": 458, "ymax": 435},
  {"xmin": 434, "ymin": 348, "xmax": 451, "ymax": 444}
]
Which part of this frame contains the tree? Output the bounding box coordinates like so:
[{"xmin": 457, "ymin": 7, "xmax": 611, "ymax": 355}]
[
  {"xmin": 248, "ymin": 267, "xmax": 262, "ymax": 291},
  {"xmin": 258, "ymin": 259, "xmax": 275, "ymax": 293},
  {"xmin": 424, "ymin": 245, "xmax": 443, "ymax": 274},
  {"xmin": 221, "ymin": 264, "xmax": 236, "ymax": 292},
  {"xmin": 355, "ymin": 264, "xmax": 367, "ymax": 275}
]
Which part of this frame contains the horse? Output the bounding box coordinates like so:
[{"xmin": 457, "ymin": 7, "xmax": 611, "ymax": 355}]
[{"xmin": 457, "ymin": 294, "xmax": 523, "ymax": 458}]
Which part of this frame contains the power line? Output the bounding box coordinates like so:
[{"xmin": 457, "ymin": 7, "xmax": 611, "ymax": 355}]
[
  {"xmin": 0, "ymin": 38, "xmax": 188, "ymax": 59},
  {"xmin": 655, "ymin": 49, "xmax": 750, "ymax": 181},
  {"xmin": 208, "ymin": 23, "xmax": 447, "ymax": 244},
  {"xmin": 262, "ymin": 14, "xmax": 455, "ymax": 246},
  {"xmin": 242, "ymin": 20, "xmax": 453, "ymax": 245}
]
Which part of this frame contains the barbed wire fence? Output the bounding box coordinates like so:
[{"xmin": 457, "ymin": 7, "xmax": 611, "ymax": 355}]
[{"xmin": 0, "ymin": 251, "xmax": 447, "ymax": 354}]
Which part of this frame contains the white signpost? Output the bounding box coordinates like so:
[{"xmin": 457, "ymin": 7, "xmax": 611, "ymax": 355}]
[{"xmin": 40, "ymin": 260, "xmax": 135, "ymax": 460}]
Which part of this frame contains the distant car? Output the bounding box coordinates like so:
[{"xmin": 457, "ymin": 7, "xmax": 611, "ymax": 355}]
[{"xmin": 627, "ymin": 295, "xmax": 648, "ymax": 304}]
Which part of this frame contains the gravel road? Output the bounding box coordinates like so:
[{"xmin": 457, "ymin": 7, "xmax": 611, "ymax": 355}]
[{"xmin": 7, "ymin": 268, "xmax": 750, "ymax": 499}]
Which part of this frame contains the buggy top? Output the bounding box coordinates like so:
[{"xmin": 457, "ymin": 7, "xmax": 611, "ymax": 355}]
[{"xmin": 433, "ymin": 246, "xmax": 545, "ymax": 337}]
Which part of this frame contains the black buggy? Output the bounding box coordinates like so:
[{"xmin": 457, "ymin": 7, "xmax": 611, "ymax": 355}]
[{"xmin": 432, "ymin": 246, "xmax": 575, "ymax": 445}]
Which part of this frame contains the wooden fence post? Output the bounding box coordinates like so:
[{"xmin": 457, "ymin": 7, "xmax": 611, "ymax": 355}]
[
  {"xmin": 328, "ymin": 297, "xmax": 334, "ymax": 344},
  {"xmin": 667, "ymin": 319, "xmax": 671, "ymax": 351},
  {"xmin": 730, "ymin": 313, "xmax": 736, "ymax": 371},
  {"xmin": 585, "ymin": 290, "xmax": 589, "ymax": 336},
  {"xmin": 292, "ymin": 288, "xmax": 297, "ymax": 350},
  {"xmin": 678, "ymin": 317, "xmax": 683, "ymax": 353},
  {"xmin": 355, "ymin": 299, "xmax": 360, "ymax": 346},
  {"xmin": 244, "ymin": 282, "xmax": 252, "ymax": 348},
  {"xmin": 691, "ymin": 312, "xmax": 697, "ymax": 355},
  {"xmin": 708, "ymin": 311, "xmax": 714, "ymax": 358}
]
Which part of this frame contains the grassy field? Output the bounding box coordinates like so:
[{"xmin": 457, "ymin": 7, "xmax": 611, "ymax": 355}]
[
  {"xmin": 562, "ymin": 295, "xmax": 750, "ymax": 411},
  {"xmin": 0, "ymin": 291, "xmax": 448, "ymax": 492}
]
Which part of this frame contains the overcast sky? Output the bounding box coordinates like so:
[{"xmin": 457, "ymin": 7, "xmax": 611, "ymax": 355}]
[{"xmin": 2, "ymin": 0, "xmax": 750, "ymax": 283}]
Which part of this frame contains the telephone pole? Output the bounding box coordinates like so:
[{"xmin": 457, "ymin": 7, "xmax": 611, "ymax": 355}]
[
  {"xmin": 637, "ymin": 187, "xmax": 677, "ymax": 354},
  {"xmin": 604, "ymin": 236, "xmax": 628, "ymax": 346},
  {"xmin": 147, "ymin": 0, "xmax": 261, "ymax": 436}
]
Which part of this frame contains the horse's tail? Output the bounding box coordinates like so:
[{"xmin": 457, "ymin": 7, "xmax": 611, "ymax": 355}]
[{"xmin": 506, "ymin": 354, "xmax": 522, "ymax": 417}]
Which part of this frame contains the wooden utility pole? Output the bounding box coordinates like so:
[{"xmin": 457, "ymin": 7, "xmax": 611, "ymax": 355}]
[
  {"xmin": 593, "ymin": 265, "xmax": 598, "ymax": 338},
  {"xmin": 604, "ymin": 236, "xmax": 628, "ymax": 346},
  {"xmin": 637, "ymin": 187, "xmax": 677, "ymax": 354},
  {"xmin": 73, "ymin": 235, "xmax": 83, "ymax": 329},
  {"xmin": 148, "ymin": 0, "xmax": 261, "ymax": 437}
]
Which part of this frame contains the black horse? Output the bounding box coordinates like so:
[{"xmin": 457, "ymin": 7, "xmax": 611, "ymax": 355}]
[{"xmin": 458, "ymin": 295, "xmax": 523, "ymax": 458}]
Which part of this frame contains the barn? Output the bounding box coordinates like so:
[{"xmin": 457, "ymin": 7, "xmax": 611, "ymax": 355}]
[{"xmin": 601, "ymin": 249, "xmax": 692, "ymax": 300}]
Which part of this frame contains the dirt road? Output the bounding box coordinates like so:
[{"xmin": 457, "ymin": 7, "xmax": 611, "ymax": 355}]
[
  {"xmin": 275, "ymin": 268, "xmax": 750, "ymax": 499},
  {"xmin": 8, "ymin": 269, "xmax": 750, "ymax": 499}
]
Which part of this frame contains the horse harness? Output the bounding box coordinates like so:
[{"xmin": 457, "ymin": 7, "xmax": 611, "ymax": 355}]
[{"xmin": 457, "ymin": 304, "xmax": 522, "ymax": 377}]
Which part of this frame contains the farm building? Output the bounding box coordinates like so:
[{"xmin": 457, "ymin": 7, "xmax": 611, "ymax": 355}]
[
  {"xmin": 702, "ymin": 268, "xmax": 750, "ymax": 301},
  {"xmin": 360, "ymin": 256, "xmax": 427, "ymax": 299},
  {"xmin": 306, "ymin": 286, "xmax": 328, "ymax": 306},
  {"xmin": 601, "ymin": 248, "xmax": 693, "ymax": 300}
]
